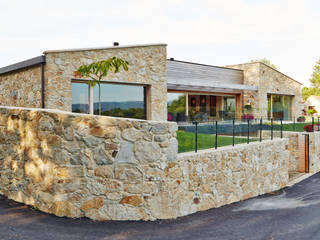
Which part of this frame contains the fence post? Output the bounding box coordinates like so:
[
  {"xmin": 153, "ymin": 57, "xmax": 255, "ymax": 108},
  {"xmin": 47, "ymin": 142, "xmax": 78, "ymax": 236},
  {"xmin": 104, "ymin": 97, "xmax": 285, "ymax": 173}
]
[
  {"xmin": 318, "ymin": 117, "xmax": 320, "ymax": 131},
  {"xmin": 215, "ymin": 121, "xmax": 218, "ymax": 149},
  {"xmin": 280, "ymin": 119, "xmax": 283, "ymax": 138},
  {"xmin": 247, "ymin": 119, "xmax": 250, "ymax": 144},
  {"xmin": 293, "ymin": 116, "xmax": 296, "ymax": 132},
  {"xmin": 271, "ymin": 118, "xmax": 273, "ymax": 140},
  {"xmin": 193, "ymin": 121, "xmax": 198, "ymax": 153},
  {"xmin": 312, "ymin": 117, "xmax": 314, "ymax": 132},
  {"xmin": 260, "ymin": 118, "xmax": 262, "ymax": 142},
  {"xmin": 232, "ymin": 119, "xmax": 235, "ymax": 147}
]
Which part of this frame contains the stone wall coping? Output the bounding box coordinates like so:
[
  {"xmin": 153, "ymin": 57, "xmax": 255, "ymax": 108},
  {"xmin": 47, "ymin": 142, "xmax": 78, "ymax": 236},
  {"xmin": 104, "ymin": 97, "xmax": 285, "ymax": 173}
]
[
  {"xmin": 43, "ymin": 43, "xmax": 167, "ymax": 54},
  {"xmin": 0, "ymin": 106, "xmax": 175, "ymax": 125},
  {"xmin": 178, "ymin": 138, "xmax": 288, "ymax": 158}
]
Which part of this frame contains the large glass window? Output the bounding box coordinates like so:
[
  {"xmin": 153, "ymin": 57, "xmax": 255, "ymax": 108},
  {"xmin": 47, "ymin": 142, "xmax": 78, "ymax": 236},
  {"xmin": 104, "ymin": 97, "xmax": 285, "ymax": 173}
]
[
  {"xmin": 93, "ymin": 83, "xmax": 146, "ymax": 119},
  {"xmin": 167, "ymin": 93, "xmax": 186, "ymax": 122},
  {"xmin": 267, "ymin": 94, "xmax": 292, "ymax": 120},
  {"xmin": 72, "ymin": 82, "xmax": 89, "ymax": 114},
  {"xmin": 72, "ymin": 81, "xmax": 146, "ymax": 120}
]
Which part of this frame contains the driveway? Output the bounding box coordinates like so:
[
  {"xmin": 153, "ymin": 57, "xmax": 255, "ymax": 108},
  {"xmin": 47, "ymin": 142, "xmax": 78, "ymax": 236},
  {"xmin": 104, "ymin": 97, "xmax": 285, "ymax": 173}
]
[{"xmin": 1, "ymin": 173, "xmax": 320, "ymax": 240}]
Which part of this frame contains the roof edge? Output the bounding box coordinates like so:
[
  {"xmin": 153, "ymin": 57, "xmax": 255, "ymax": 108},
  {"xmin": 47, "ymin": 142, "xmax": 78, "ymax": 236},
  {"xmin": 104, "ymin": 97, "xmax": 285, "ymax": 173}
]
[
  {"xmin": 0, "ymin": 55, "xmax": 45, "ymax": 76},
  {"xmin": 44, "ymin": 43, "xmax": 167, "ymax": 54},
  {"xmin": 167, "ymin": 59, "xmax": 243, "ymax": 72},
  {"xmin": 227, "ymin": 61, "xmax": 303, "ymax": 85}
]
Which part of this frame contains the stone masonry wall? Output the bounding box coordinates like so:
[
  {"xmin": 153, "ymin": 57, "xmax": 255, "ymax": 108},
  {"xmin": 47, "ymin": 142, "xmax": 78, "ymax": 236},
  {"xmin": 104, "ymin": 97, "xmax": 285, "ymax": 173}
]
[
  {"xmin": 282, "ymin": 131, "xmax": 320, "ymax": 173},
  {"xmin": 0, "ymin": 106, "xmax": 290, "ymax": 221},
  {"xmin": 175, "ymin": 140, "xmax": 289, "ymax": 214},
  {"xmin": 0, "ymin": 66, "xmax": 42, "ymax": 108},
  {"xmin": 44, "ymin": 44, "xmax": 167, "ymax": 121},
  {"xmin": 227, "ymin": 62, "xmax": 302, "ymax": 119}
]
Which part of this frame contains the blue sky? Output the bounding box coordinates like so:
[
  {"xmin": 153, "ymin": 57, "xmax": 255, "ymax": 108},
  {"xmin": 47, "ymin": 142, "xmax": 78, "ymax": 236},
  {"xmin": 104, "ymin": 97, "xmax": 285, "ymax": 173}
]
[{"xmin": 1, "ymin": 0, "xmax": 320, "ymax": 86}]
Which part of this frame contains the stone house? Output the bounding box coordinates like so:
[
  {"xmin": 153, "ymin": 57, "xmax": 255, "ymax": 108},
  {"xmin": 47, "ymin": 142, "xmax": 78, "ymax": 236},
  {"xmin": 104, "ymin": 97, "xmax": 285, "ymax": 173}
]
[{"xmin": 0, "ymin": 43, "xmax": 302, "ymax": 121}]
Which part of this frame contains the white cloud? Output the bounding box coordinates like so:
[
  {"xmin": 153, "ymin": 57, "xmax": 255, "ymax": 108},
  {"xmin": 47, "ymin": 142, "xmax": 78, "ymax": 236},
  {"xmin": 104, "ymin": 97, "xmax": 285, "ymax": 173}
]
[{"xmin": 0, "ymin": 0, "xmax": 319, "ymax": 85}]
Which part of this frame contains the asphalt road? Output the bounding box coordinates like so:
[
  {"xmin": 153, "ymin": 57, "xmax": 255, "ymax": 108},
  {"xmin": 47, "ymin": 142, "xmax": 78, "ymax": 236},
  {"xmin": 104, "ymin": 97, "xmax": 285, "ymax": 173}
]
[{"xmin": 1, "ymin": 173, "xmax": 320, "ymax": 240}]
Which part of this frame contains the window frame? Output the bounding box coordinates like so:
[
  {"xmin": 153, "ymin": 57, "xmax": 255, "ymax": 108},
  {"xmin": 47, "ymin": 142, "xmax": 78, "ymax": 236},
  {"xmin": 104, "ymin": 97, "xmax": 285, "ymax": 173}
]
[{"xmin": 71, "ymin": 79, "xmax": 149, "ymax": 119}]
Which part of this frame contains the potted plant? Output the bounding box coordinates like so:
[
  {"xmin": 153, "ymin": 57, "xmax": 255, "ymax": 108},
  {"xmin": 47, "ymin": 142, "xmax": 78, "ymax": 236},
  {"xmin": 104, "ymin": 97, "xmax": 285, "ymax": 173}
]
[
  {"xmin": 244, "ymin": 104, "xmax": 252, "ymax": 111},
  {"xmin": 297, "ymin": 116, "xmax": 306, "ymax": 122}
]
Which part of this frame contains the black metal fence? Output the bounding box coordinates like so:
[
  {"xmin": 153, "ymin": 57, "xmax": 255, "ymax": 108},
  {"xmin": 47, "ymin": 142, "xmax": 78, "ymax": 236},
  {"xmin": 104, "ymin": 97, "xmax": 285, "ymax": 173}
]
[{"xmin": 177, "ymin": 117, "xmax": 320, "ymax": 153}]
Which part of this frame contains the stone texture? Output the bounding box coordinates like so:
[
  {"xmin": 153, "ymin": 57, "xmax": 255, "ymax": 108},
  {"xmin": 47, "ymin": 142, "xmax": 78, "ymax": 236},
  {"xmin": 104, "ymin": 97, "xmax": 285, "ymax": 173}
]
[
  {"xmin": 44, "ymin": 44, "xmax": 167, "ymax": 121},
  {"xmin": 114, "ymin": 141, "xmax": 134, "ymax": 163},
  {"xmin": 0, "ymin": 106, "xmax": 176, "ymax": 221},
  {"xmin": 0, "ymin": 66, "xmax": 42, "ymax": 108},
  {"xmin": 227, "ymin": 62, "xmax": 302, "ymax": 119},
  {"xmin": 0, "ymin": 106, "xmax": 302, "ymax": 222}
]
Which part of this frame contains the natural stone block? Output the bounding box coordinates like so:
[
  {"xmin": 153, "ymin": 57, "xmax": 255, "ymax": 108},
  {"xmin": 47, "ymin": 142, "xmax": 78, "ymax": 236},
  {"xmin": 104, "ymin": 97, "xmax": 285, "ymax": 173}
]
[
  {"xmin": 80, "ymin": 197, "xmax": 104, "ymax": 212},
  {"xmin": 94, "ymin": 165, "xmax": 114, "ymax": 178},
  {"xmin": 119, "ymin": 195, "xmax": 142, "ymax": 206},
  {"xmin": 135, "ymin": 142, "xmax": 161, "ymax": 163},
  {"xmin": 50, "ymin": 201, "xmax": 80, "ymax": 218},
  {"xmin": 151, "ymin": 123, "xmax": 167, "ymax": 134},
  {"xmin": 115, "ymin": 141, "xmax": 134, "ymax": 163},
  {"xmin": 167, "ymin": 138, "xmax": 178, "ymax": 162},
  {"xmin": 122, "ymin": 127, "xmax": 143, "ymax": 142},
  {"xmin": 93, "ymin": 145, "xmax": 113, "ymax": 165},
  {"xmin": 115, "ymin": 164, "xmax": 143, "ymax": 183}
]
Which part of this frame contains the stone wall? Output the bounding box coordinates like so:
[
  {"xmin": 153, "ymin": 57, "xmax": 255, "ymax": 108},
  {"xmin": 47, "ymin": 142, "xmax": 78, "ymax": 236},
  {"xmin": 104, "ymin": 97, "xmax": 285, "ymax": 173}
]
[
  {"xmin": 0, "ymin": 66, "xmax": 42, "ymax": 108},
  {"xmin": 282, "ymin": 131, "xmax": 320, "ymax": 173},
  {"xmin": 44, "ymin": 44, "xmax": 167, "ymax": 121},
  {"xmin": 0, "ymin": 106, "xmax": 178, "ymax": 220},
  {"xmin": 227, "ymin": 62, "xmax": 302, "ymax": 119},
  {"xmin": 0, "ymin": 106, "xmax": 291, "ymax": 221},
  {"xmin": 175, "ymin": 140, "xmax": 289, "ymax": 214}
]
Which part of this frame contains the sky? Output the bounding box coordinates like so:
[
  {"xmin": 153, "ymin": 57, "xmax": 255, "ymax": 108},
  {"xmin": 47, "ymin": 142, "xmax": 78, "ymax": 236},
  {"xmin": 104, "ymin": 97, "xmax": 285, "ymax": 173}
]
[{"xmin": 1, "ymin": 0, "xmax": 320, "ymax": 87}]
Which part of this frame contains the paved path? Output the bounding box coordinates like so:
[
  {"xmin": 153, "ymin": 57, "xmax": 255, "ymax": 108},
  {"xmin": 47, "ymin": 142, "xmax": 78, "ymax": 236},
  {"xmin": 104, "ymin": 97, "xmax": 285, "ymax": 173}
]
[{"xmin": 1, "ymin": 173, "xmax": 320, "ymax": 240}]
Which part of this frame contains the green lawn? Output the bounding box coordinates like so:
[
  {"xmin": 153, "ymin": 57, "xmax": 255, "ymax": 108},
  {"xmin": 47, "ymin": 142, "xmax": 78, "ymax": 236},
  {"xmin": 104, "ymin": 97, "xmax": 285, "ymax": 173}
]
[
  {"xmin": 282, "ymin": 122, "xmax": 314, "ymax": 132},
  {"xmin": 177, "ymin": 130, "xmax": 258, "ymax": 153}
]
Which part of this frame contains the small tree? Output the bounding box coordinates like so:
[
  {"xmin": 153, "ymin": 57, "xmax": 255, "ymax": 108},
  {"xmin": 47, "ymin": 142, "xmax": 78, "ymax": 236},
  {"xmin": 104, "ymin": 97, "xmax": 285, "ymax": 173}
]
[
  {"xmin": 75, "ymin": 57, "xmax": 129, "ymax": 115},
  {"xmin": 302, "ymin": 59, "xmax": 320, "ymax": 100}
]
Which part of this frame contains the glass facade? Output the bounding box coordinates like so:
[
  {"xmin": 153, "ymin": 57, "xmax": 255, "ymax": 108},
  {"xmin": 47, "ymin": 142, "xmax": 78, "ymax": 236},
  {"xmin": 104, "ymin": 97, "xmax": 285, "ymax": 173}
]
[
  {"xmin": 72, "ymin": 82, "xmax": 146, "ymax": 120},
  {"xmin": 167, "ymin": 92, "xmax": 239, "ymax": 122},
  {"xmin": 72, "ymin": 82, "xmax": 89, "ymax": 114},
  {"xmin": 167, "ymin": 93, "xmax": 186, "ymax": 122},
  {"xmin": 267, "ymin": 94, "xmax": 292, "ymax": 120}
]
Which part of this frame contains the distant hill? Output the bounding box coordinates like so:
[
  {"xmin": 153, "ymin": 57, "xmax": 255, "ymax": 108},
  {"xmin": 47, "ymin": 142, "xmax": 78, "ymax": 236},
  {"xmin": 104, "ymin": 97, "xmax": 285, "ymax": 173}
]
[{"xmin": 72, "ymin": 101, "xmax": 144, "ymax": 112}]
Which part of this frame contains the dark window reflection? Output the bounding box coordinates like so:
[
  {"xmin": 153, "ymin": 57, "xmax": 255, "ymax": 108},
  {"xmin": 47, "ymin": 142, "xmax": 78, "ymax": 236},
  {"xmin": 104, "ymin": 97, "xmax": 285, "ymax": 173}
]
[
  {"xmin": 93, "ymin": 83, "xmax": 146, "ymax": 119},
  {"xmin": 72, "ymin": 82, "xmax": 89, "ymax": 113}
]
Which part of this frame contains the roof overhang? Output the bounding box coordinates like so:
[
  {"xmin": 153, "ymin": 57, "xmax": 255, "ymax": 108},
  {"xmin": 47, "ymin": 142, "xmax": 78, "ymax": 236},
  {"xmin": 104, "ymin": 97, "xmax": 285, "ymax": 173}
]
[{"xmin": 167, "ymin": 80, "xmax": 257, "ymax": 93}]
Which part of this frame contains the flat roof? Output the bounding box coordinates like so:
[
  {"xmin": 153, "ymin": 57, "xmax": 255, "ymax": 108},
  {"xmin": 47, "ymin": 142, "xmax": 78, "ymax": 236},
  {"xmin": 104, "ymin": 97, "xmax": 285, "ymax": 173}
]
[
  {"xmin": 0, "ymin": 55, "xmax": 45, "ymax": 76},
  {"xmin": 43, "ymin": 43, "xmax": 167, "ymax": 54},
  {"xmin": 167, "ymin": 59, "xmax": 243, "ymax": 72}
]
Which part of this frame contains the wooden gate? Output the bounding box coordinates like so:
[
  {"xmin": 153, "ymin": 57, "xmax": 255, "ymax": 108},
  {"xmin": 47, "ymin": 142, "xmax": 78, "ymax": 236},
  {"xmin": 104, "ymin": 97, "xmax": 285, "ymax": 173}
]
[{"xmin": 298, "ymin": 134, "xmax": 309, "ymax": 173}]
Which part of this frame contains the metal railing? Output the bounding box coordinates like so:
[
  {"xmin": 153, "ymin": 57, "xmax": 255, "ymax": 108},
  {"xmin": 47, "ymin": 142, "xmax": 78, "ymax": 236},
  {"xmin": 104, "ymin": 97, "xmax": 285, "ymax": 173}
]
[{"xmin": 177, "ymin": 117, "xmax": 320, "ymax": 153}]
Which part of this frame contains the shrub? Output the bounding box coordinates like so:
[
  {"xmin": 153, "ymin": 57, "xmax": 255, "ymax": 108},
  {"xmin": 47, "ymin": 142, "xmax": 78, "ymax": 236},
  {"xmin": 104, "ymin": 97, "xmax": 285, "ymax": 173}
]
[
  {"xmin": 304, "ymin": 124, "xmax": 320, "ymax": 132},
  {"xmin": 244, "ymin": 104, "xmax": 252, "ymax": 111}
]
